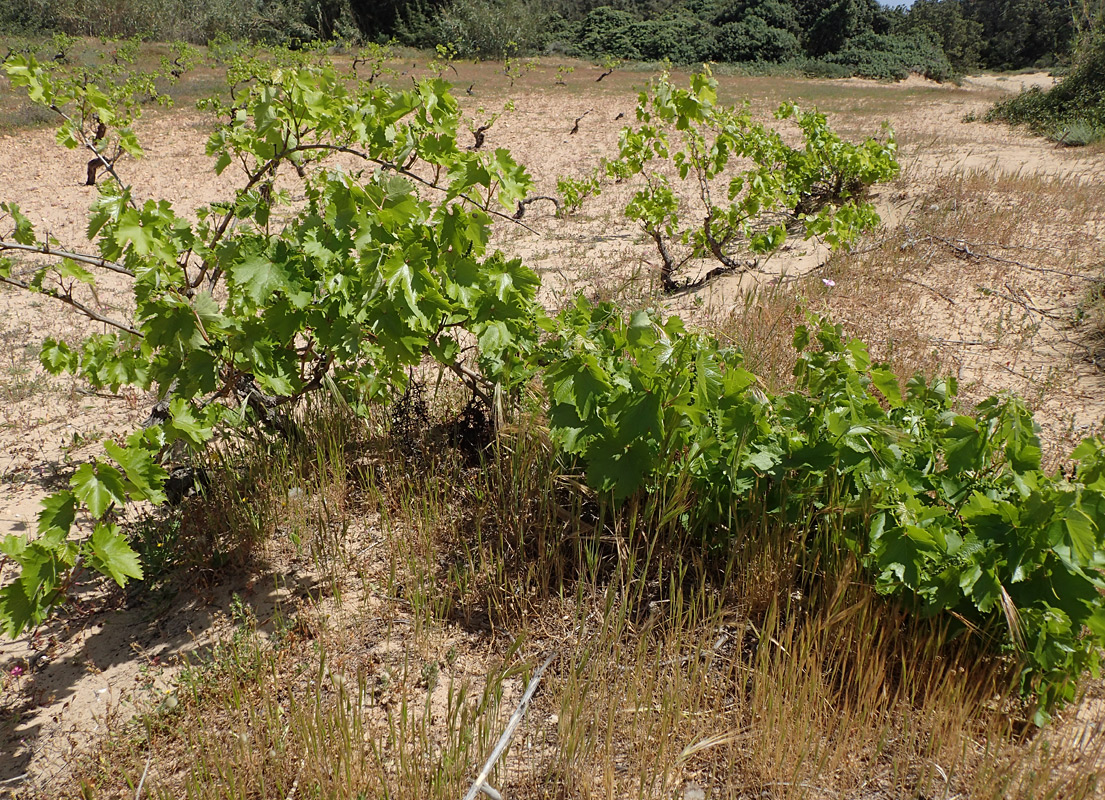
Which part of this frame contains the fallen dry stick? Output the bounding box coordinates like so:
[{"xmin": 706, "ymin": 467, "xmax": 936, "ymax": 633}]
[{"xmin": 462, "ymin": 652, "xmax": 557, "ymax": 800}]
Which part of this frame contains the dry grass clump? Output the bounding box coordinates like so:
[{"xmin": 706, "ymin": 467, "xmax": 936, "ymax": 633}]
[
  {"xmin": 819, "ymin": 167, "xmax": 1104, "ymax": 364},
  {"xmin": 55, "ymin": 395, "xmax": 1105, "ymax": 800}
]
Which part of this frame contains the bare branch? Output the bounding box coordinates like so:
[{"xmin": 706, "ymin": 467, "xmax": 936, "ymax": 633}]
[
  {"xmin": 910, "ymin": 229, "xmax": 1099, "ymax": 282},
  {"xmin": 0, "ymin": 240, "xmax": 134, "ymax": 277},
  {"xmin": 902, "ymin": 276, "xmax": 956, "ymax": 305},
  {"xmin": 0, "ymin": 273, "xmax": 141, "ymax": 336},
  {"xmin": 649, "ymin": 228, "xmax": 680, "ymax": 293},
  {"xmin": 513, "ymin": 195, "xmax": 560, "ymax": 220},
  {"xmin": 470, "ymin": 123, "xmax": 491, "ymax": 151},
  {"xmin": 701, "ymin": 215, "xmax": 757, "ymax": 273},
  {"xmin": 48, "ymin": 104, "xmax": 134, "ymax": 202},
  {"xmin": 569, "ymin": 109, "xmax": 592, "ymax": 135},
  {"xmin": 446, "ymin": 360, "xmax": 493, "ymax": 407},
  {"xmin": 976, "ymin": 283, "xmax": 1066, "ymax": 322}
]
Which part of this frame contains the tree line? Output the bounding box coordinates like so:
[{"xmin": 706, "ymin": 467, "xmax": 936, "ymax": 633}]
[{"xmin": 0, "ymin": 0, "xmax": 1085, "ymax": 78}]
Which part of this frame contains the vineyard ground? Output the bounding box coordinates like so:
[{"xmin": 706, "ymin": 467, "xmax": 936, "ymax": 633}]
[{"xmin": 1, "ymin": 55, "xmax": 1105, "ymax": 797}]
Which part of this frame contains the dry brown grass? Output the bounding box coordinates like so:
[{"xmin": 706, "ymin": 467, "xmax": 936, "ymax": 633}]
[
  {"xmin": 54, "ymin": 409, "xmax": 1105, "ymax": 800},
  {"xmin": 800, "ymin": 165, "xmax": 1105, "ymax": 464}
]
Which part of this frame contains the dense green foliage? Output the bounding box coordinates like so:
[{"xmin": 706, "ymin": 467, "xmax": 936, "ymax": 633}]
[
  {"xmin": 543, "ymin": 304, "xmax": 1105, "ymax": 718},
  {"xmin": 0, "ymin": 0, "xmax": 361, "ymax": 43},
  {"xmin": 0, "ymin": 0, "xmax": 1079, "ymax": 79},
  {"xmin": 2, "ymin": 50, "xmax": 1105, "ymax": 723},
  {"xmin": 893, "ymin": 0, "xmax": 984, "ymax": 71},
  {"xmin": 0, "ymin": 45, "xmax": 542, "ymax": 631},
  {"xmin": 821, "ymin": 30, "xmax": 956, "ymax": 80},
  {"xmin": 386, "ymin": 0, "xmax": 1069, "ymax": 76},
  {"xmin": 960, "ymin": 0, "xmax": 1076, "ymax": 68},
  {"xmin": 393, "ymin": 0, "xmax": 956, "ymax": 79},
  {"xmin": 987, "ymin": 24, "xmax": 1105, "ymax": 144}
]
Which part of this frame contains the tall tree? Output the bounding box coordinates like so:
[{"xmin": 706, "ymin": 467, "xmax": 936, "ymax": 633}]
[
  {"xmin": 903, "ymin": 0, "xmax": 985, "ymax": 70},
  {"xmin": 804, "ymin": 0, "xmax": 891, "ymax": 56},
  {"xmin": 963, "ymin": 0, "xmax": 1076, "ymax": 68}
]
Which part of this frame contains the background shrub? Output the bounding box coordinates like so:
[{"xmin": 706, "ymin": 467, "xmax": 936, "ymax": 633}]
[
  {"xmin": 822, "ymin": 30, "xmax": 956, "ymax": 81},
  {"xmin": 805, "ymin": 0, "xmax": 891, "ymax": 57},
  {"xmin": 576, "ymin": 7, "xmax": 646, "ymax": 60},
  {"xmin": 0, "ymin": 0, "xmax": 1086, "ymax": 80},
  {"xmin": 987, "ymin": 35, "xmax": 1105, "ymax": 144},
  {"xmin": 0, "ymin": 0, "xmax": 361, "ymax": 43},
  {"xmin": 715, "ymin": 17, "xmax": 802, "ymax": 62},
  {"xmin": 431, "ymin": 0, "xmax": 551, "ymax": 58},
  {"xmin": 895, "ymin": 0, "xmax": 984, "ymax": 72}
]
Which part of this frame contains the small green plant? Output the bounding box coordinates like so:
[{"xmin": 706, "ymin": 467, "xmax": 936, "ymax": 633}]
[
  {"xmin": 1053, "ymin": 118, "xmax": 1105, "ymax": 146},
  {"xmin": 160, "ymin": 40, "xmax": 202, "ymax": 80},
  {"xmin": 428, "ymin": 42, "xmax": 460, "ymax": 77},
  {"xmin": 501, "ymin": 42, "xmax": 537, "ymax": 87},
  {"xmin": 467, "ymin": 102, "xmax": 512, "ymax": 150},
  {"xmin": 558, "ymin": 69, "xmax": 899, "ymax": 291},
  {"xmin": 555, "ymin": 171, "xmax": 602, "ymax": 214},
  {"xmin": 49, "ymin": 32, "xmax": 76, "ymax": 62},
  {"xmin": 596, "ymin": 53, "xmax": 620, "ymax": 81},
  {"xmin": 3, "ymin": 37, "xmax": 187, "ymax": 185},
  {"xmin": 554, "ymin": 63, "xmax": 574, "ymax": 86},
  {"xmin": 351, "ymin": 39, "xmax": 397, "ymax": 84}
]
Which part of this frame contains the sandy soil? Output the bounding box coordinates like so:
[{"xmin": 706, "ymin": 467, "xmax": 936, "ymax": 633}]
[
  {"xmin": 1, "ymin": 62, "xmax": 1104, "ymax": 793},
  {"xmin": 963, "ymin": 71, "xmax": 1060, "ymax": 93}
]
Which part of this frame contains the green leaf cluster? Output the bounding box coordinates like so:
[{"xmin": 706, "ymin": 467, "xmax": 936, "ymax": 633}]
[
  {"xmin": 542, "ymin": 309, "xmax": 1105, "ymax": 721},
  {"xmin": 2, "ymin": 38, "xmax": 181, "ymax": 174},
  {"xmin": 557, "ymin": 69, "xmax": 899, "ymax": 289}
]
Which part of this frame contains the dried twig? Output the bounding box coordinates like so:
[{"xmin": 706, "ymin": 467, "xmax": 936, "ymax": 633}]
[
  {"xmin": 975, "ymin": 284, "xmax": 1066, "ymax": 322},
  {"xmin": 901, "ymin": 276, "xmax": 956, "ymax": 305},
  {"xmin": 926, "ymin": 337, "xmax": 989, "ymax": 346},
  {"xmin": 569, "ymin": 109, "xmax": 592, "ymax": 135},
  {"xmin": 513, "ymin": 195, "xmax": 560, "ymax": 220},
  {"xmin": 135, "ymin": 750, "xmax": 152, "ymax": 800},
  {"xmin": 0, "ymin": 240, "xmax": 134, "ymax": 276},
  {"xmin": 911, "ymin": 229, "xmax": 1098, "ymax": 282},
  {"xmin": 0, "ymin": 273, "xmax": 141, "ymax": 335},
  {"xmin": 462, "ymin": 652, "xmax": 557, "ymax": 800}
]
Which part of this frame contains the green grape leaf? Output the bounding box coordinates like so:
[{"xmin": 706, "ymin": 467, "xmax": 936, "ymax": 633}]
[
  {"xmin": 71, "ymin": 462, "xmax": 128, "ymax": 518},
  {"xmin": 230, "ymin": 252, "xmax": 291, "ymax": 305},
  {"xmin": 103, "ymin": 440, "xmax": 167, "ymax": 505},
  {"xmin": 87, "ymin": 522, "xmax": 143, "ymax": 586},
  {"xmin": 117, "ymin": 127, "xmax": 143, "ymax": 158},
  {"xmin": 0, "ymin": 581, "xmax": 38, "ymax": 639},
  {"xmin": 870, "ymin": 367, "xmax": 903, "ymax": 408},
  {"xmin": 2, "ymin": 202, "xmax": 37, "ymax": 245},
  {"xmin": 38, "ymin": 491, "xmax": 77, "ymax": 537}
]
